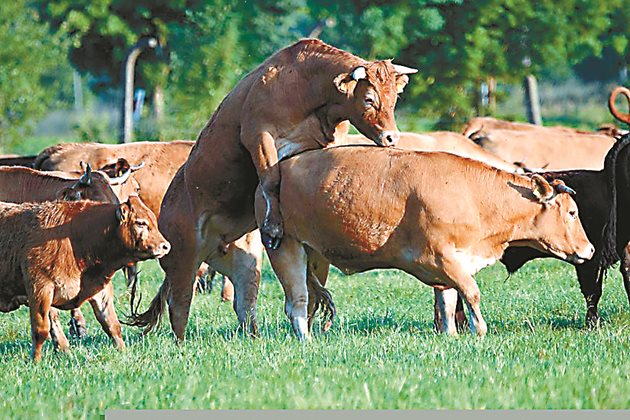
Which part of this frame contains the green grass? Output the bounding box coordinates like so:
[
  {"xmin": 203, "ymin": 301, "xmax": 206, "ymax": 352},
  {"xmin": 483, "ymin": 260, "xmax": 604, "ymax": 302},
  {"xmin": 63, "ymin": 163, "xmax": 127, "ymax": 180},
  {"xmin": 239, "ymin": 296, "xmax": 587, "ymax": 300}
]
[{"xmin": 1, "ymin": 258, "xmax": 629, "ymax": 416}]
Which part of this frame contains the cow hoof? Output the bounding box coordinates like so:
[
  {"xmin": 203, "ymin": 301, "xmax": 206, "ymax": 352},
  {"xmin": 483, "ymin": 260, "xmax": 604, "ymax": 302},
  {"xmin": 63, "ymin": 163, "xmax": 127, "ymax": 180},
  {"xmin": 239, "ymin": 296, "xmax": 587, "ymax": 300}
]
[{"xmin": 585, "ymin": 313, "xmax": 600, "ymax": 329}]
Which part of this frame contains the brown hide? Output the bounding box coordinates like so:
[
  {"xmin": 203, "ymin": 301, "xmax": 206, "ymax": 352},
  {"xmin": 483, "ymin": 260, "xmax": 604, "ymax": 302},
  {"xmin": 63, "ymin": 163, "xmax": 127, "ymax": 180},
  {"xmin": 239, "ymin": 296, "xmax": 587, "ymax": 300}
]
[
  {"xmin": 34, "ymin": 140, "xmax": 193, "ymax": 216},
  {"xmin": 332, "ymin": 131, "xmax": 520, "ymax": 173},
  {"xmin": 0, "ymin": 166, "xmax": 120, "ymax": 204},
  {"xmin": 469, "ymin": 128, "xmax": 614, "ymax": 170},
  {"xmin": 0, "ymin": 196, "xmax": 169, "ymax": 361}
]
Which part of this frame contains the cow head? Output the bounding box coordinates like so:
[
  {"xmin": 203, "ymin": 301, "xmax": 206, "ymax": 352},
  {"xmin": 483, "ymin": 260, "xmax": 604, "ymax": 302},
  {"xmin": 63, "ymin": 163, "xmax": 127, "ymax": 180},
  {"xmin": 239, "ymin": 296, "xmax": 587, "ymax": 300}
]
[
  {"xmin": 57, "ymin": 163, "xmax": 121, "ymax": 204},
  {"xmin": 116, "ymin": 195, "xmax": 170, "ymax": 260},
  {"xmin": 96, "ymin": 158, "xmax": 143, "ymax": 202},
  {"xmin": 333, "ymin": 61, "xmax": 417, "ymax": 146},
  {"xmin": 529, "ymin": 174, "xmax": 594, "ymax": 264}
]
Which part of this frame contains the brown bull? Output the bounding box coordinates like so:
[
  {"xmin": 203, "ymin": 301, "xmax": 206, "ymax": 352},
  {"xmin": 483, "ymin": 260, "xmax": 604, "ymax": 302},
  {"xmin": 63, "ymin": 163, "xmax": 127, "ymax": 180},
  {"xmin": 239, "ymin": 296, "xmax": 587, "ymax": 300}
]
[
  {"xmin": 128, "ymin": 39, "xmax": 416, "ymax": 340},
  {"xmin": 0, "ymin": 196, "xmax": 170, "ymax": 361},
  {"xmin": 255, "ymin": 146, "xmax": 594, "ymax": 339},
  {"xmin": 0, "ymin": 154, "xmax": 37, "ymax": 167}
]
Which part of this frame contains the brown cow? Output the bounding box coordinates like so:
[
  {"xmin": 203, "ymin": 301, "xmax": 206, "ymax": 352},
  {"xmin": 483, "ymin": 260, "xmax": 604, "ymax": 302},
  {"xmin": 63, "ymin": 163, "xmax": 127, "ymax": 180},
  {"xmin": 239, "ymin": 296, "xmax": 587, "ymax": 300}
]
[
  {"xmin": 0, "ymin": 163, "xmax": 140, "ymax": 340},
  {"xmin": 34, "ymin": 140, "xmax": 193, "ymax": 216},
  {"xmin": 254, "ymin": 146, "xmax": 594, "ymax": 339},
  {"xmin": 0, "ymin": 196, "xmax": 170, "ymax": 361},
  {"xmin": 128, "ymin": 39, "xmax": 416, "ymax": 340},
  {"xmin": 462, "ymin": 116, "xmax": 624, "ymax": 139},
  {"xmin": 467, "ymin": 126, "xmax": 615, "ymax": 170},
  {"xmin": 0, "ymin": 154, "xmax": 37, "ymax": 167}
]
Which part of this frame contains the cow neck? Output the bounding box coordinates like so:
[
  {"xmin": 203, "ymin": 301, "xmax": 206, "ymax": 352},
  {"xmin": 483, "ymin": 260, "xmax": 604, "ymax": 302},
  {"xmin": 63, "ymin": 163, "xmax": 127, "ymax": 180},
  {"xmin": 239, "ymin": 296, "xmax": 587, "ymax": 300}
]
[
  {"xmin": 67, "ymin": 203, "xmax": 129, "ymax": 274},
  {"xmin": 615, "ymin": 140, "xmax": 630, "ymax": 242}
]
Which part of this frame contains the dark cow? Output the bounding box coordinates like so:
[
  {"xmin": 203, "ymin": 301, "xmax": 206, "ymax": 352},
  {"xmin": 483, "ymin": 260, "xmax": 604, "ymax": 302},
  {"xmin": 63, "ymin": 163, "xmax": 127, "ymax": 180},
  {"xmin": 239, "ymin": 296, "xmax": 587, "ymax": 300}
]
[{"xmin": 0, "ymin": 196, "xmax": 169, "ymax": 361}]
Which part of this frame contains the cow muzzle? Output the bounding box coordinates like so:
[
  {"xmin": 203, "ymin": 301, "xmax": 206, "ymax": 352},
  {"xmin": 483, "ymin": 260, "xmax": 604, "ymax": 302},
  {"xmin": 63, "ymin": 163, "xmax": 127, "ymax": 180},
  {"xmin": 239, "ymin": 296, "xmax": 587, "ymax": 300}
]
[
  {"xmin": 151, "ymin": 241, "xmax": 171, "ymax": 259},
  {"xmin": 379, "ymin": 130, "xmax": 400, "ymax": 147},
  {"xmin": 566, "ymin": 243, "xmax": 595, "ymax": 264}
]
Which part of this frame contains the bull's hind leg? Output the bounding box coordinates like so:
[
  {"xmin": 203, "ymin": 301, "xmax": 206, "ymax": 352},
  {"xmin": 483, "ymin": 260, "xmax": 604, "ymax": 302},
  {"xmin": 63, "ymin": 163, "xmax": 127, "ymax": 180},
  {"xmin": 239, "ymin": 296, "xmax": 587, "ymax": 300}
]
[
  {"xmin": 575, "ymin": 261, "xmax": 603, "ymax": 327},
  {"xmin": 89, "ymin": 283, "xmax": 125, "ymax": 349},
  {"xmin": 208, "ymin": 230, "xmax": 263, "ymax": 336},
  {"xmin": 49, "ymin": 308, "xmax": 70, "ymax": 353},
  {"xmin": 267, "ymin": 237, "xmax": 310, "ymax": 340}
]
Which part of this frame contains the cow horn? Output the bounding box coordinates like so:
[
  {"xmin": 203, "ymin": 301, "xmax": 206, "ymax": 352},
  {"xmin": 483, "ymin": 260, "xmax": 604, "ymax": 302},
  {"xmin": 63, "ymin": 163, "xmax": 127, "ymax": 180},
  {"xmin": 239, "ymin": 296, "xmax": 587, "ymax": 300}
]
[
  {"xmin": 609, "ymin": 86, "xmax": 630, "ymax": 125},
  {"xmin": 130, "ymin": 161, "xmax": 145, "ymax": 172},
  {"xmin": 108, "ymin": 166, "xmax": 132, "ymax": 186},
  {"xmin": 351, "ymin": 66, "xmax": 367, "ymax": 81},
  {"xmin": 79, "ymin": 163, "xmax": 92, "ymax": 186},
  {"xmin": 393, "ymin": 64, "xmax": 418, "ymax": 75},
  {"xmin": 555, "ymin": 183, "xmax": 576, "ymax": 196}
]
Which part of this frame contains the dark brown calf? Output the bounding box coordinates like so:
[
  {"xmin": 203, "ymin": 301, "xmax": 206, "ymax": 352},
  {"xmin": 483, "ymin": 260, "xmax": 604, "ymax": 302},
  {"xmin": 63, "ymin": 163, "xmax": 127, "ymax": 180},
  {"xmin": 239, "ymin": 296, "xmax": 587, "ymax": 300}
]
[{"xmin": 0, "ymin": 196, "xmax": 169, "ymax": 362}]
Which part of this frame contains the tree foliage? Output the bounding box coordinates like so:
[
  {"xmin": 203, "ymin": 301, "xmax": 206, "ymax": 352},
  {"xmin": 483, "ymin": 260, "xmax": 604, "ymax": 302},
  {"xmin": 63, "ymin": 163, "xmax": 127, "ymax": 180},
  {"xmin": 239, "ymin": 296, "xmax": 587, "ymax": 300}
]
[{"xmin": 0, "ymin": 0, "xmax": 70, "ymax": 146}]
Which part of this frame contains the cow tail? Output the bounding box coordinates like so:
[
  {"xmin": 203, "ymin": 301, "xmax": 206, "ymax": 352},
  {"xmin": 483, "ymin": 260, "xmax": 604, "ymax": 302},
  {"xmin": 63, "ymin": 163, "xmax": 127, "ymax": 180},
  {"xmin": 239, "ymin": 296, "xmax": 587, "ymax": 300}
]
[
  {"xmin": 124, "ymin": 280, "xmax": 169, "ymax": 335},
  {"xmin": 306, "ymin": 270, "xmax": 336, "ymax": 332}
]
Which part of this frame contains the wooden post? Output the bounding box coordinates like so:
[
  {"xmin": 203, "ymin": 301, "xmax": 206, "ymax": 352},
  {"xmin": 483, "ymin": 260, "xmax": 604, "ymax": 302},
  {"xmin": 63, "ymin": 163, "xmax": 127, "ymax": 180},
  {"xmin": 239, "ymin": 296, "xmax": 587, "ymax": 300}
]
[{"xmin": 523, "ymin": 74, "xmax": 542, "ymax": 125}]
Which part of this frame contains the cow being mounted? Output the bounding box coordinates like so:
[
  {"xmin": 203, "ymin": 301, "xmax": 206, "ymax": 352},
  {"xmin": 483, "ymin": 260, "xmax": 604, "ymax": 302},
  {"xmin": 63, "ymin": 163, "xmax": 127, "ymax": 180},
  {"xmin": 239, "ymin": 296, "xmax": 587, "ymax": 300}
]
[
  {"xmin": 127, "ymin": 39, "xmax": 417, "ymax": 340},
  {"xmin": 254, "ymin": 146, "xmax": 594, "ymax": 339}
]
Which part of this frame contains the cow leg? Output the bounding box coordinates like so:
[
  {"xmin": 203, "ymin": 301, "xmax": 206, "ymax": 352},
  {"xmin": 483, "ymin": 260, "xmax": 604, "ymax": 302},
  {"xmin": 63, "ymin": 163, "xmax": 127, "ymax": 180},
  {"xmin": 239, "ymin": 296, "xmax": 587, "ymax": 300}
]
[
  {"xmin": 442, "ymin": 262, "xmax": 487, "ymax": 336},
  {"xmin": 194, "ymin": 262, "xmax": 214, "ymax": 295},
  {"xmin": 27, "ymin": 286, "xmax": 53, "ymax": 362},
  {"xmin": 48, "ymin": 308, "xmax": 70, "ymax": 353},
  {"xmin": 434, "ymin": 288, "xmax": 459, "ymax": 335},
  {"xmin": 124, "ymin": 263, "xmax": 138, "ymax": 288},
  {"xmin": 68, "ymin": 308, "xmax": 88, "ymax": 339},
  {"xmin": 267, "ymin": 237, "xmax": 310, "ymax": 340},
  {"xmin": 305, "ymin": 247, "xmax": 332, "ymax": 333},
  {"xmin": 575, "ymin": 262, "xmax": 603, "ymax": 327},
  {"xmin": 621, "ymin": 244, "xmax": 630, "ymax": 309},
  {"xmin": 88, "ymin": 283, "xmax": 125, "ymax": 350},
  {"xmin": 221, "ymin": 276, "xmax": 235, "ymax": 302},
  {"xmin": 162, "ymin": 250, "xmax": 200, "ymax": 342},
  {"xmin": 209, "ymin": 230, "xmax": 263, "ymax": 336}
]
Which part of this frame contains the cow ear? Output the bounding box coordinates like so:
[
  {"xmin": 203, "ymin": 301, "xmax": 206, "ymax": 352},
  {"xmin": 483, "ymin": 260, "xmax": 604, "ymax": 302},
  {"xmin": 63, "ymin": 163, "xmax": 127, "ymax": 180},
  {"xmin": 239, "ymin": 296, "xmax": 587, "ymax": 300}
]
[
  {"xmin": 58, "ymin": 187, "xmax": 80, "ymax": 201},
  {"xmin": 395, "ymin": 74, "xmax": 410, "ymax": 94},
  {"xmin": 334, "ymin": 66, "xmax": 366, "ymax": 95},
  {"xmin": 115, "ymin": 158, "xmax": 131, "ymax": 177},
  {"xmin": 531, "ymin": 174, "xmax": 554, "ymax": 202},
  {"xmin": 116, "ymin": 202, "xmax": 130, "ymax": 223}
]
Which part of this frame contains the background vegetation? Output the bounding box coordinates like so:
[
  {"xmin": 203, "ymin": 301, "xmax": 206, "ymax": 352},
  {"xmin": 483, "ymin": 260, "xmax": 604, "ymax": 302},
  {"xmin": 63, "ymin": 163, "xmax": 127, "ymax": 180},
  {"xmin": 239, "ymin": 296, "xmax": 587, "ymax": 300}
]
[{"xmin": 1, "ymin": 1, "xmax": 628, "ymax": 148}]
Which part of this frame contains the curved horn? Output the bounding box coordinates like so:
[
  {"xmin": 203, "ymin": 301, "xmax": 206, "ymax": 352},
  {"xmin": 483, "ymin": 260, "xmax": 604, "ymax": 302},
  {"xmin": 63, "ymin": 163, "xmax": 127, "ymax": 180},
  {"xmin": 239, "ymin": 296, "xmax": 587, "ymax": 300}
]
[
  {"xmin": 130, "ymin": 161, "xmax": 145, "ymax": 172},
  {"xmin": 79, "ymin": 163, "xmax": 92, "ymax": 186},
  {"xmin": 556, "ymin": 184, "xmax": 576, "ymax": 196},
  {"xmin": 392, "ymin": 64, "xmax": 418, "ymax": 75},
  {"xmin": 108, "ymin": 166, "xmax": 132, "ymax": 186},
  {"xmin": 609, "ymin": 86, "xmax": 630, "ymax": 125}
]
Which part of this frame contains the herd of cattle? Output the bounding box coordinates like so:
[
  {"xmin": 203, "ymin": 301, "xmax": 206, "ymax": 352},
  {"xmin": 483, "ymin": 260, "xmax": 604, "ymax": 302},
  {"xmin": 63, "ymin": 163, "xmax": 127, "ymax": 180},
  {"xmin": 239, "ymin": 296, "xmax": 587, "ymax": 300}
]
[{"xmin": 1, "ymin": 39, "xmax": 630, "ymax": 361}]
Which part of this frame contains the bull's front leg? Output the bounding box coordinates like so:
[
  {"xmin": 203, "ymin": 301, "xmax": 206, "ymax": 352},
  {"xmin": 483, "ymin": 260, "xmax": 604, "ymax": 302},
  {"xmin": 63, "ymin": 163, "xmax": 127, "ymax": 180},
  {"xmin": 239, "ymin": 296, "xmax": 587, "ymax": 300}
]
[
  {"xmin": 242, "ymin": 131, "xmax": 283, "ymax": 250},
  {"xmin": 621, "ymin": 244, "xmax": 630, "ymax": 309}
]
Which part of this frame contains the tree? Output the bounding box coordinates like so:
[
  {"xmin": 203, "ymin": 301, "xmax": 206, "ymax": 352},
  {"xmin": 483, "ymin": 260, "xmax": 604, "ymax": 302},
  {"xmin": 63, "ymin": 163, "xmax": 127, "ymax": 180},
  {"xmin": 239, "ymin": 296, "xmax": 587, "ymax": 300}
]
[{"xmin": 0, "ymin": 1, "xmax": 71, "ymax": 147}]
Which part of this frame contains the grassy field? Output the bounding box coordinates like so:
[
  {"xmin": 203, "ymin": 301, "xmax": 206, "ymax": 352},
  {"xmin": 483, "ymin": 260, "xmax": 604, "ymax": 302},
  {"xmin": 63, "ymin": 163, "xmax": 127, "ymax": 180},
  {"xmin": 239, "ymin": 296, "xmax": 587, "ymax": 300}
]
[{"xmin": 1, "ymin": 257, "xmax": 629, "ymax": 416}]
